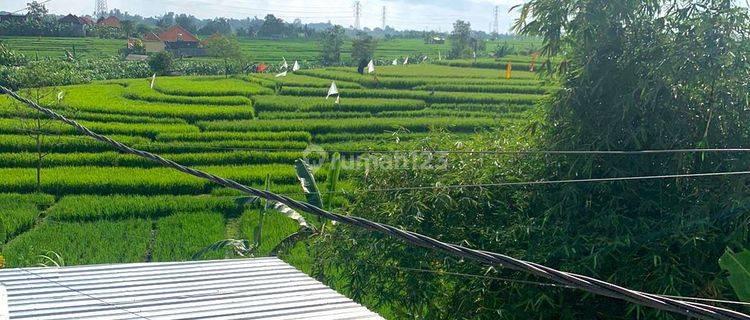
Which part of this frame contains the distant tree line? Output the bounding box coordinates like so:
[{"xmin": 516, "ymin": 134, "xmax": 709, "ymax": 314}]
[{"xmin": 1, "ymin": 1, "xmax": 518, "ymax": 41}]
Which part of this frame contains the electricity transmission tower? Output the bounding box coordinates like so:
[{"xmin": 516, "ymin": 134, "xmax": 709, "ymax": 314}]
[
  {"xmin": 354, "ymin": 1, "xmax": 362, "ymax": 30},
  {"xmin": 382, "ymin": 6, "xmax": 386, "ymax": 30},
  {"xmin": 493, "ymin": 6, "xmax": 499, "ymax": 37},
  {"xmin": 94, "ymin": 0, "xmax": 108, "ymax": 19}
]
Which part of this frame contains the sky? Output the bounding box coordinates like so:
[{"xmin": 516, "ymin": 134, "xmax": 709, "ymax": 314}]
[{"xmin": 3, "ymin": 0, "xmax": 525, "ymax": 33}]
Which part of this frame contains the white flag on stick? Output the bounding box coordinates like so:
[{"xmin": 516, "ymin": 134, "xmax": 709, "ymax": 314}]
[
  {"xmin": 292, "ymin": 60, "xmax": 300, "ymax": 72},
  {"xmin": 392, "ymin": 59, "xmax": 398, "ymax": 65},
  {"xmin": 281, "ymin": 57, "xmax": 289, "ymax": 70},
  {"xmin": 150, "ymin": 73, "xmax": 156, "ymax": 89},
  {"xmin": 275, "ymin": 71, "xmax": 288, "ymax": 77},
  {"xmin": 326, "ymin": 82, "xmax": 339, "ymax": 99},
  {"xmin": 367, "ymin": 60, "xmax": 375, "ymax": 74},
  {"xmin": 403, "ymin": 57, "xmax": 409, "ymax": 65}
]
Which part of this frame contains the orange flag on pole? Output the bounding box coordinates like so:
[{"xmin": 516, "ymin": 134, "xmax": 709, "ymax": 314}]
[{"xmin": 505, "ymin": 62, "xmax": 512, "ymax": 79}]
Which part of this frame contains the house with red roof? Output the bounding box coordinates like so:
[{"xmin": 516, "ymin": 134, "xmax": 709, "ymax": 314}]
[
  {"xmin": 142, "ymin": 25, "xmax": 205, "ymax": 57},
  {"xmin": 97, "ymin": 16, "xmax": 122, "ymax": 28},
  {"xmin": 58, "ymin": 14, "xmax": 92, "ymax": 37}
]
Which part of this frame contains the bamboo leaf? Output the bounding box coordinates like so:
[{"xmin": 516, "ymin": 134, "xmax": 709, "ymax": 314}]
[{"xmin": 719, "ymin": 248, "xmax": 750, "ymax": 302}]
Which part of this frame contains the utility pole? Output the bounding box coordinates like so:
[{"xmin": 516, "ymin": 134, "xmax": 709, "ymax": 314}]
[
  {"xmin": 95, "ymin": 0, "xmax": 108, "ymax": 19},
  {"xmin": 381, "ymin": 6, "xmax": 386, "ymax": 30},
  {"xmin": 354, "ymin": 1, "xmax": 362, "ymax": 30}
]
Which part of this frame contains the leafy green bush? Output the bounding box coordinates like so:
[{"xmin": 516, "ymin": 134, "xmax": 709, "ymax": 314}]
[
  {"xmin": 0, "ymin": 42, "xmax": 26, "ymax": 67},
  {"xmin": 148, "ymin": 51, "xmax": 174, "ymax": 75}
]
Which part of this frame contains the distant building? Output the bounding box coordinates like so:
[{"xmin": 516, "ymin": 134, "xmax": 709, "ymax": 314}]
[
  {"xmin": 124, "ymin": 53, "xmax": 148, "ymax": 61},
  {"xmin": 143, "ymin": 32, "xmax": 166, "ymax": 53},
  {"xmin": 97, "ymin": 16, "xmax": 122, "ymax": 28},
  {"xmin": 58, "ymin": 14, "xmax": 91, "ymax": 37},
  {"xmin": 80, "ymin": 16, "xmax": 95, "ymax": 25},
  {"xmin": 426, "ymin": 36, "xmax": 446, "ymax": 45},
  {"xmin": 0, "ymin": 13, "xmax": 29, "ymax": 23},
  {"xmin": 142, "ymin": 25, "xmax": 205, "ymax": 57}
]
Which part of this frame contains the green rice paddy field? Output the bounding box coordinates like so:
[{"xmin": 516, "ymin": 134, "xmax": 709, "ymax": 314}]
[
  {"xmin": 0, "ymin": 62, "xmax": 552, "ymax": 274},
  {"xmin": 0, "ymin": 36, "xmax": 541, "ymax": 62}
]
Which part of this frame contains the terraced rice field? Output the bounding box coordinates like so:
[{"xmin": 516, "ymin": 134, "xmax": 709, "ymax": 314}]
[
  {"xmin": 1, "ymin": 36, "xmax": 541, "ymax": 62},
  {"xmin": 0, "ymin": 62, "xmax": 551, "ymax": 271}
]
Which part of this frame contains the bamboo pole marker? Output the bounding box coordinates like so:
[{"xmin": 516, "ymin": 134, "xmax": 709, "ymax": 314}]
[{"xmin": 506, "ymin": 62, "xmax": 512, "ymax": 79}]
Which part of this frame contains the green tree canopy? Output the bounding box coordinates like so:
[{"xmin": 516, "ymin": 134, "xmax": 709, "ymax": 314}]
[
  {"xmin": 351, "ymin": 32, "xmax": 377, "ymax": 63},
  {"xmin": 204, "ymin": 34, "xmax": 243, "ymax": 60},
  {"xmin": 321, "ymin": 25, "xmax": 345, "ymax": 66},
  {"xmin": 449, "ymin": 20, "xmax": 471, "ymax": 58}
]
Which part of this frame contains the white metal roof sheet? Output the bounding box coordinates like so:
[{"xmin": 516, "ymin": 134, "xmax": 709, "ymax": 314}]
[{"xmin": 0, "ymin": 257, "xmax": 383, "ymax": 320}]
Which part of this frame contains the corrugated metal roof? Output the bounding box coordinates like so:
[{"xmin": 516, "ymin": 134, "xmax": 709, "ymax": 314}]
[{"xmin": 0, "ymin": 258, "xmax": 383, "ymax": 320}]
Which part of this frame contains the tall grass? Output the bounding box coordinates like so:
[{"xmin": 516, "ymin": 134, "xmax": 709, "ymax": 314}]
[
  {"xmin": 0, "ymin": 193, "xmax": 55, "ymax": 242},
  {"xmin": 47, "ymin": 195, "xmax": 243, "ymax": 221},
  {"xmin": 0, "ymin": 134, "xmax": 150, "ymax": 153},
  {"xmin": 278, "ymin": 87, "xmax": 542, "ymax": 105},
  {"xmin": 153, "ymin": 77, "xmax": 274, "ymax": 96},
  {"xmin": 0, "ymin": 151, "xmax": 303, "ymax": 168},
  {"xmin": 2, "ymin": 219, "xmax": 151, "ymax": 267},
  {"xmin": 239, "ymin": 209, "xmax": 301, "ymax": 256},
  {"xmin": 152, "ymin": 212, "xmax": 226, "ymax": 261},
  {"xmin": 59, "ymin": 84, "xmax": 254, "ymax": 121},
  {"xmin": 198, "ymin": 117, "xmax": 507, "ymax": 134},
  {"xmin": 0, "ymin": 165, "xmax": 303, "ymax": 195},
  {"xmin": 252, "ymin": 95, "xmax": 427, "ymax": 113},
  {"xmin": 155, "ymin": 131, "xmax": 312, "ymax": 143}
]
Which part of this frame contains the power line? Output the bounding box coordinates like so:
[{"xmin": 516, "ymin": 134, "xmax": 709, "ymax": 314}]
[
  {"xmin": 381, "ymin": 264, "xmax": 750, "ymax": 307},
  {"xmin": 3, "ymin": 85, "xmax": 747, "ymax": 320},
  {"xmin": 11, "ymin": 0, "xmax": 53, "ymax": 14},
  {"xmin": 341, "ymin": 170, "xmax": 750, "ymax": 194}
]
